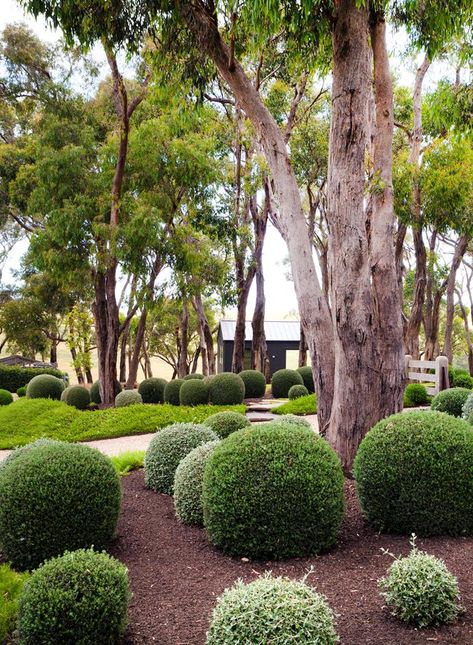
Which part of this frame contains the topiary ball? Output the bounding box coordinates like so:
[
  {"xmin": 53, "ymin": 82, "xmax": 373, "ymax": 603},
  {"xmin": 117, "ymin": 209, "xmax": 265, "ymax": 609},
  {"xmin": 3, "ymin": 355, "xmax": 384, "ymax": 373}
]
[
  {"xmin": 164, "ymin": 379, "xmax": 184, "ymax": 406},
  {"xmin": 208, "ymin": 373, "xmax": 245, "ymax": 405},
  {"xmin": 238, "ymin": 370, "xmax": 266, "ymax": 398},
  {"xmin": 430, "ymin": 388, "xmax": 471, "ymax": 417},
  {"xmin": 183, "ymin": 373, "xmax": 204, "ymax": 380},
  {"xmin": 203, "ymin": 411, "xmax": 250, "ymax": 439},
  {"xmin": 379, "ymin": 542, "xmax": 462, "ymax": 627},
  {"xmin": 288, "ymin": 384, "xmax": 309, "ymax": 400},
  {"xmin": 90, "ymin": 380, "xmax": 122, "ymax": 404},
  {"xmin": 174, "ymin": 440, "xmax": 220, "ymax": 526},
  {"xmin": 0, "ymin": 441, "xmax": 121, "ymax": 570},
  {"xmin": 296, "ymin": 365, "xmax": 315, "ymax": 393},
  {"xmin": 60, "ymin": 385, "xmax": 91, "ymax": 410},
  {"xmin": 271, "ymin": 414, "xmax": 312, "ymax": 429},
  {"xmin": 404, "ymin": 383, "xmax": 429, "ymax": 407},
  {"xmin": 115, "ymin": 390, "xmax": 143, "ymax": 408},
  {"xmin": 16, "ymin": 386, "xmax": 27, "ymax": 397},
  {"xmin": 353, "ymin": 411, "xmax": 473, "ymax": 536},
  {"xmin": 18, "ymin": 548, "xmax": 129, "ymax": 644},
  {"xmin": 138, "ymin": 377, "xmax": 167, "ymax": 404},
  {"xmin": 207, "ymin": 572, "xmax": 338, "ymax": 645},
  {"xmin": 271, "ymin": 369, "xmax": 303, "ymax": 398},
  {"xmin": 203, "ymin": 423, "xmax": 344, "ymax": 559},
  {"xmin": 144, "ymin": 423, "xmax": 218, "ymax": 495},
  {"xmin": 0, "ymin": 389, "xmax": 13, "ymax": 405},
  {"xmin": 26, "ymin": 374, "xmax": 65, "ymax": 400},
  {"xmin": 179, "ymin": 379, "xmax": 209, "ymax": 406},
  {"xmin": 452, "ymin": 372, "xmax": 473, "ymax": 389},
  {"xmin": 462, "ymin": 392, "xmax": 473, "ymax": 421}
]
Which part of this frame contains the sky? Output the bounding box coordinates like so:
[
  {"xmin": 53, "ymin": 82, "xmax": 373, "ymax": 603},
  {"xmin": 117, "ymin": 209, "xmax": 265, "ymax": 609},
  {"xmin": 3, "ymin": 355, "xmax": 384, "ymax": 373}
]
[{"xmin": 0, "ymin": 0, "xmax": 461, "ymax": 321}]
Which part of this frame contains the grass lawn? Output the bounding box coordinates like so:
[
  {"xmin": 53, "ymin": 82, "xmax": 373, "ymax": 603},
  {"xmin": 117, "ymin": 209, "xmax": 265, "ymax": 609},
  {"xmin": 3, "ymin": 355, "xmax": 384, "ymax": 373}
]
[
  {"xmin": 274, "ymin": 394, "xmax": 316, "ymax": 416},
  {"xmin": 0, "ymin": 398, "xmax": 246, "ymax": 449}
]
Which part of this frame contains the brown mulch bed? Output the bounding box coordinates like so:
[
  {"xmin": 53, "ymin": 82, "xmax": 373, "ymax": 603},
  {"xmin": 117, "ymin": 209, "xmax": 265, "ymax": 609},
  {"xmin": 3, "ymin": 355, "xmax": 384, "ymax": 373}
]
[{"xmin": 111, "ymin": 471, "xmax": 473, "ymax": 644}]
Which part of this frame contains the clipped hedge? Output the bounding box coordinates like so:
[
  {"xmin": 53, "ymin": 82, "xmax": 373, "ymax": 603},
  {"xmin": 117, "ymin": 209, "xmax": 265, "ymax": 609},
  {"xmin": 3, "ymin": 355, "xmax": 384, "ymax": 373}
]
[
  {"xmin": 238, "ymin": 370, "xmax": 266, "ymax": 398},
  {"xmin": 274, "ymin": 393, "xmax": 317, "ymax": 416},
  {"xmin": 18, "ymin": 549, "xmax": 129, "ymax": 644},
  {"xmin": 26, "ymin": 374, "xmax": 65, "ymax": 400},
  {"xmin": 0, "ymin": 441, "xmax": 121, "ymax": 570},
  {"xmin": 203, "ymin": 411, "xmax": 250, "ymax": 439},
  {"xmin": 296, "ymin": 365, "xmax": 315, "ymax": 393},
  {"xmin": 209, "ymin": 372, "xmax": 245, "ymax": 405},
  {"xmin": 90, "ymin": 380, "xmax": 122, "ymax": 404},
  {"xmin": 0, "ymin": 364, "xmax": 65, "ymax": 393},
  {"xmin": 144, "ymin": 423, "xmax": 218, "ymax": 495},
  {"xmin": 271, "ymin": 369, "xmax": 303, "ymax": 398},
  {"xmin": 354, "ymin": 411, "xmax": 473, "ymax": 536},
  {"xmin": 179, "ymin": 379, "xmax": 209, "ymax": 406},
  {"xmin": 288, "ymin": 384, "xmax": 309, "ymax": 400},
  {"xmin": 431, "ymin": 387, "xmax": 471, "ymax": 417},
  {"xmin": 174, "ymin": 440, "xmax": 220, "ymax": 526},
  {"xmin": 115, "ymin": 390, "xmax": 143, "ymax": 408},
  {"xmin": 138, "ymin": 377, "xmax": 167, "ymax": 404},
  {"xmin": 61, "ymin": 385, "xmax": 91, "ymax": 410},
  {"xmin": 404, "ymin": 383, "xmax": 429, "ymax": 407},
  {"xmin": 203, "ymin": 423, "xmax": 344, "ymax": 559},
  {"xmin": 207, "ymin": 572, "xmax": 338, "ymax": 645},
  {"xmin": 0, "ymin": 389, "xmax": 13, "ymax": 405},
  {"xmin": 164, "ymin": 379, "xmax": 184, "ymax": 406}
]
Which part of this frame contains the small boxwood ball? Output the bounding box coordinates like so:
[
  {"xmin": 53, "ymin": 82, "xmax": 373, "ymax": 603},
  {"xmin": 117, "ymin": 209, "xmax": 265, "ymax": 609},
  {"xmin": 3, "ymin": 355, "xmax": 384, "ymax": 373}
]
[
  {"xmin": 115, "ymin": 389, "xmax": 143, "ymax": 408},
  {"xmin": 430, "ymin": 387, "xmax": 471, "ymax": 417},
  {"xmin": 90, "ymin": 380, "xmax": 122, "ymax": 404},
  {"xmin": 238, "ymin": 370, "xmax": 266, "ymax": 398},
  {"xmin": 353, "ymin": 411, "xmax": 473, "ymax": 536},
  {"xmin": 16, "ymin": 386, "xmax": 27, "ymax": 397},
  {"xmin": 208, "ymin": 372, "xmax": 245, "ymax": 405},
  {"xmin": 404, "ymin": 383, "xmax": 429, "ymax": 407},
  {"xmin": 138, "ymin": 377, "xmax": 167, "ymax": 403},
  {"xmin": 271, "ymin": 369, "xmax": 303, "ymax": 398},
  {"xmin": 0, "ymin": 388, "xmax": 13, "ymax": 405},
  {"xmin": 0, "ymin": 441, "xmax": 121, "ymax": 570},
  {"xmin": 451, "ymin": 369, "xmax": 473, "ymax": 389},
  {"xmin": 179, "ymin": 379, "xmax": 209, "ymax": 406},
  {"xmin": 271, "ymin": 414, "xmax": 312, "ymax": 429},
  {"xmin": 60, "ymin": 385, "xmax": 91, "ymax": 410},
  {"xmin": 174, "ymin": 440, "xmax": 220, "ymax": 526},
  {"xmin": 18, "ymin": 548, "xmax": 129, "ymax": 644},
  {"xmin": 203, "ymin": 411, "xmax": 250, "ymax": 438},
  {"xmin": 288, "ymin": 384, "xmax": 309, "ymax": 400},
  {"xmin": 183, "ymin": 373, "xmax": 204, "ymax": 380},
  {"xmin": 164, "ymin": 379, "xmax": 184, "ymax": 406},
  {"xmin": 144, "ymin": 423, "xmax": 218, "ymax": 495},
  {"xmin": 207, "ymin": 572, "xmax": 338, "ymax": 645},
  {"xmin": 26, "ymin": 374, "xmax": 65, "ymax": 400},
  {"xmin": 203, "ymin": 423, "xmax": 344, "ymax": 559},
  {"xmin": 296, "ymin": 365, "xmax": 315, "ymax": 393}
]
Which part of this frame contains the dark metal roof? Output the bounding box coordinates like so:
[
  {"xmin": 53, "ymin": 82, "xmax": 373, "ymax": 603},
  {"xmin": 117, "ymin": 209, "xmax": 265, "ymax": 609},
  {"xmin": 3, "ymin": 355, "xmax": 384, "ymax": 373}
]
[
  {"xmin": 219, "ymin": 320, "xmax": 300, "ymax": 342},
  {"xmin": 0, "ymin": 355, "xmax": 57, "ymax": 368}
]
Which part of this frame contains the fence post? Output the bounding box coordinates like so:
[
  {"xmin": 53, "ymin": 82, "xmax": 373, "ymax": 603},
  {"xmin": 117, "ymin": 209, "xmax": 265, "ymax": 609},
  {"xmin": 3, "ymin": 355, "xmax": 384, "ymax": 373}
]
[
  {"xmin": 436, "ymin": 355, "xmax": 449, "ymax": 393},
  {"xmin": 404, "ymin": 355, "xmax": 412, "ymax": 382}
]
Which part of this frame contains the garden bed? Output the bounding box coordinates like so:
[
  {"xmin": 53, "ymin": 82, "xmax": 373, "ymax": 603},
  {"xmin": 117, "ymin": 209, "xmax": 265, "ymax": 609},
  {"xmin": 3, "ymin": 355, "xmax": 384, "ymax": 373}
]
[{"xmin": 112, "ymin": 471, "xmax": 473, "ymax": 644}]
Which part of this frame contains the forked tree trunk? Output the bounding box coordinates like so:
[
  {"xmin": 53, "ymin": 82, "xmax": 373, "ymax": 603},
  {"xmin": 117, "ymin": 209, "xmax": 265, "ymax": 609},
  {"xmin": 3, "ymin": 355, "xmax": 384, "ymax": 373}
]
[
  {"xmin": 126, "ymin": 310, "xmax": 147, "ymax": 388},
  {"xmin": 192, "ymin": 292, "xmax": 215, "ymax": 375},
  {"xmin": 93, "ymin": 266, "xmax": 120, "ymax": 405},
  {"xmin": 69, "ymin": 346, "xmax": 85, "ymax": 384}
]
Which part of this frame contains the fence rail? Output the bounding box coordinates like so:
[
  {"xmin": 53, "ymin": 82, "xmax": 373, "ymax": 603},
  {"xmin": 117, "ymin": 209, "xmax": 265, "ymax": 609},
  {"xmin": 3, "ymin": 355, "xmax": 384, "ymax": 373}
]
[{"xmin": 405, "ymin": 355, "xmax": 449, "ymax": 396}]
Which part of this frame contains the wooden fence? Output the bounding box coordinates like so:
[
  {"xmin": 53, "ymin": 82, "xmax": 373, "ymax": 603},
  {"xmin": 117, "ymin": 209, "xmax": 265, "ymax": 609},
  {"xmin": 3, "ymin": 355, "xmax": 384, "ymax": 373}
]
[{"xmin": 405, "ymin": 355, "xmax": 450, "ymax": 396}]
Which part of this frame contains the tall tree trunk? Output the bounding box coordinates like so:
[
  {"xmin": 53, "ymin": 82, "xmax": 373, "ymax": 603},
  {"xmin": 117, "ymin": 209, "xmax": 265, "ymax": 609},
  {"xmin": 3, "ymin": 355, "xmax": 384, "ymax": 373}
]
[
  {"xmin": 298, "ymin": 325, "xmax": 308, "ymax": 367},
  {"xmin": 232, "ymin": 280, "xmax": 252, "ymax": 373},
  {"xmin": 250, "ymin": 189, "xmax": 269, "ymax": 375},
  {"xmin": 119, "ymin": 324, "xmax": 129, "ymax": 382},
  {"xmin": 457, "ymin": 289, "xmax": 473, "ymax": 374},
  {"xmin": 177, "ymin": 302, "xmax": 189, "ymax": 378},
  {"xmin": 50, "ymin": 338, "xmax": 58, "ymax": 365},
  {"xmin": 443, "ymin": 235, "xmax": 469, "ymax": 362},
  {"xmin": 192, "ymin": 293, "xmax": 215, "ymax": 375},
  {"xmin": 69, "ymin": 346, "xmax": 85, "ymax": 384},
  {"xmin": 126, "ymin": 310, "xmax": 147, "ymax": 388}
]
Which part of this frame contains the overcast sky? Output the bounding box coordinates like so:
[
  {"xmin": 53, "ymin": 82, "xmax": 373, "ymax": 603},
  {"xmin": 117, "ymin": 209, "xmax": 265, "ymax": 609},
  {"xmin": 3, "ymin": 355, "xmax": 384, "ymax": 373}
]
[{"xmin": 1, "ymin": 0, "xmax": 459, "ymax": 320}]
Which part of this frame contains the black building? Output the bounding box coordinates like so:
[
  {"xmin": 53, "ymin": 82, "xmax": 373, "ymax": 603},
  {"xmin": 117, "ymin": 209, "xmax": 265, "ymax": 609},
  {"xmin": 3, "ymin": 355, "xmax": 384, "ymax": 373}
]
[{"xmin": 217, "ymin": 320, "xmax": 302, "ymax": 375}]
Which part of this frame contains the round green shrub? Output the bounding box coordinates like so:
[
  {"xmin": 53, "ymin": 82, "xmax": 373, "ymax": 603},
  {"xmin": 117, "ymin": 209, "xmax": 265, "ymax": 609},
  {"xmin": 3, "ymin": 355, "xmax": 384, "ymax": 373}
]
[
  {"xmin": 183, "ymin": 373, "xmax": 204, "ymax": 380},
  {"xmin": 238, "ymin": 370, "xmax": 266, "ymax": 398},
  {"xmin": 144, "ymin": 423, "xmax": 218, "ymax": 495},
  {"xmin": 353, "ymin": 411, "xmax": 473, "ymax": 536},
  {"xmin": 288, "ymin": 384, "xmax": 309, "ymax": 400},
  {"xmin": 203, "ymin": 411, "xmax": 250, "ymax": 439},
  {"xmin": 60, "ymin": 385, "xmax": 91, "ymax": 410},
  {"xmin": 379, "ymin": 541, "xmax": 462, "ymax": 627},
  {"xmin": 271, "ymin": 414, "xmax": 312, "ymax": 429},
  {"xmin": 462, "ymin": 392, "xmax": 473, "ymax": 421},
  {"xmin": 0, "ymin": 389, "xmax": 13, "ymax": 405},
  {"xmin": 115, "ymin": 389, "xmax": 143, "ymax": 408},
  {"xmin": 90, "ymin": 380, "xmax": 122, "ymax": 404},
  {"xmin": 203, "ymin": 423, "xmax": 344, "ymax": 559},
  {"xmin": 138, "ymin": 377, "xmax": 167, "ymax": 404},
  {"xmin": 179, "ymin": 379, "xmax": 209, "ymax": 406},
  {"xmin": 404, "ymin": 382, "xmax": 429, "ymax": 407},
  {"xmin": 174, "ymin": 440, "xmax": 220, "ymax": 526},
  {"xmin": 452, "ymin": 372, "xmax": 473, "ymax": 389},
  {"xmin": 208, "ymin": 372, "xmax": 245, "ymax": 405},
  {"xmin": 164, "ymin": 379, "xmax": 184, "ymax": 406},
  {"xmin": 271, "ymin": 369, "xmax": 303, "ymax": 398},
  {"xmin": 18, "ymin": 548, "xmax": 129, "ymax": 644},
  {"xmin": 26, "ymin": 374, "xmax": 65, "ymax": 400},
  {"xmin": 296, "ymin": 365, "xmax": 315, "ymax": 393},
  {"xmin": 0, "ymin": 439, "xmax": 56, "ymax": 474},
  {"xmin": 430, "ymin": 387, "xmax": 471, "ymax": 417},
  {"xmin": 0, "ymin": 441, "xmax": 121, "ymax": 570},
  {"xmin": 16, "ymin": 386, "xmax": 27, "ymax": 397},
  {"xmin": 207, "ymin": 572, "xmax": 338, "ymax": 645}
]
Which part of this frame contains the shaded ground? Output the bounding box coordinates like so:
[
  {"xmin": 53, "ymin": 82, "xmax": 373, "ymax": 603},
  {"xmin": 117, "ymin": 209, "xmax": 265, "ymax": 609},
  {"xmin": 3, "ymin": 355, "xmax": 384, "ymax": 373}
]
[{"xmin": 112, "ymin": 471, "xmax": 473, "ymax": 644}]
